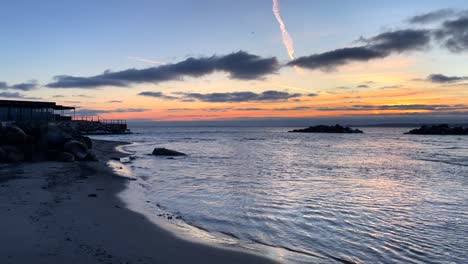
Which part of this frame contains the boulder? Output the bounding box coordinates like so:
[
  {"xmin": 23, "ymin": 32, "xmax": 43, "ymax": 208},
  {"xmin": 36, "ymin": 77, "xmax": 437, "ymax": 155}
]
[
  {"xmin": 45, "ymin": 125, "xmax": 73, "ymax": 148},
  {"xmin": 57, "ymin": 152, "xmax": 75, "ymax": 162},
  {"xmin": 78, "ymin": 136, "xmax": 93, "ymax": 149},
  {"xmin": 289, "ymin": 125, "xmax": 363, "ymax": 134},
  {"xmin": 152, "ymin": 148, "xmax": 186, "ymax": 156},
  {"xmin": 83, "ymin": 150, "xmax": 98, "ymax": 161},
  {"xmin": 63, "ymin": 140, "xmax": 89, "ymax": 160},
  {"xmin": 4, "ymin": 125, "xmax": 28, "ymax": 145},
  {"xmin": 2, "ymin": 145, "xmax": 25, "ymax": 163},
  {"xmin": 0, "ymin": 146, "xmax": 6, "ymax": 162}
]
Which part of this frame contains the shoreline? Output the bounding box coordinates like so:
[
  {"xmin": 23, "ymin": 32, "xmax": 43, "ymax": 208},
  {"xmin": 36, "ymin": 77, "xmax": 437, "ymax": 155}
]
[{"xmin": 0, "ymin": 139, "xmax": 276, "ymax": 264}]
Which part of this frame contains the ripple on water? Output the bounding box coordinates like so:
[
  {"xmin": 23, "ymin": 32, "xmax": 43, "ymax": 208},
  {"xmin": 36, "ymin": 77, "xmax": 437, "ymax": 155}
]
[{"xmin": 95, "ymin": 127, "xmax": 468, "ymax": 264}]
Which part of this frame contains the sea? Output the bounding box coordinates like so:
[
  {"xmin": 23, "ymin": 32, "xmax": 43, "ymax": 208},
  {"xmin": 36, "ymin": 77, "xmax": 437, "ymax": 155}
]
[{"xmin": 92, "ymin": 126, "xmax": 468, "ymax": 264}]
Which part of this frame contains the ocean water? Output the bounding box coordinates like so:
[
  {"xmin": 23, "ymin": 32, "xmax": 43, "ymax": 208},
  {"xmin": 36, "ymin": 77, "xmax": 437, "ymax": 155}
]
[{"xmin": 93, "ymin": 126, "xmax": 468, "ymax": 263}]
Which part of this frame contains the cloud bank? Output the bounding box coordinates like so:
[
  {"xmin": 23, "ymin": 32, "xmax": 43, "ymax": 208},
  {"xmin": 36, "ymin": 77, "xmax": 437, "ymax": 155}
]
[
  {"xmin": 139, "ymin": 90, "xmax": 303, "ymax": 103},
  {"xmin": 46, "ymin": 51, "xmax": 279, "ymax": 88},
  {"xmin": 287, "ymin": 29, "xmax": 431, "ymax": 70},
  {"xmin": 0, "ymin": 81, "xmax": 38, "ymax": 91}
]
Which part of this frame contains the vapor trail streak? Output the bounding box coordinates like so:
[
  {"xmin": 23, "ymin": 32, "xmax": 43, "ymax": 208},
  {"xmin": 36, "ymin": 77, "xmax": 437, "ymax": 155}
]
[
  {"xmin": 272, "ymin": 0, "xmax": 295, "ymax": 59},
  {"xmin": 272, "ymin": 0, "xmax": 303, "ymax": 75},
  {"xmin": 128, "ymin": 56, "xmax": 164, "ymax": 65}
]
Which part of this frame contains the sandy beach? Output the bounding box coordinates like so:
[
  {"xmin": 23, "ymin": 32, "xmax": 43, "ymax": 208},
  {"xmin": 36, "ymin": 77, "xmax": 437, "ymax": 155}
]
[{"xmin": 0, "ymin": 139, "xmax": 276, "ymax": 264}]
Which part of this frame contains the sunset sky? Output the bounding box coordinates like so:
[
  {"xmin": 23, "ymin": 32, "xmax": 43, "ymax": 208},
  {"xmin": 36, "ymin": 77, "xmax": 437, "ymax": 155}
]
[{"xmin": 1, "ymin": 0, "xmax": 468, "ymax": 123}]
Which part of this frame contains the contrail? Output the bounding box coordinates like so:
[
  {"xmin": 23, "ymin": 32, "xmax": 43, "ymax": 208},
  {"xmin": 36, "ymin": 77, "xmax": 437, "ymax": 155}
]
[
  {"xmin": 272, "ymin": 0, "xmax": 303, "ymax": 75},
  {"xmin": 128, "ymin": 56, "xmax": 164, "ymax": 65}
]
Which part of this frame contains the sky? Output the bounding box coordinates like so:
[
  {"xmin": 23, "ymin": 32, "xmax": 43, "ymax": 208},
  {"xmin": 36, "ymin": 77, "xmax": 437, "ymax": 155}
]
[{"xmin": 1, "ymin": 0, "xmax": 468, "ymax": 124}]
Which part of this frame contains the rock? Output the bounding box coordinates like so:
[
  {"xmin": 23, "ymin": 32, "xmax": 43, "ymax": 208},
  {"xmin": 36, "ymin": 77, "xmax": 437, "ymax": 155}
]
[
  {"xmin": 78, "ymin": 136, "xmax": 93, "ymax": 149},
  {"xmin": 57, "ymin": 152, "xmax": 75, "ymax": 162},
  {"xmin": 84, "ymin": 150, "xmax": 98, "ymax": 161},
  {"xmin": 405, "ymin": 124, "xmax": 468, "ymax": 135},
  {"xmin": 289, "ymin": 125, "xmax": 364, "ymax": 134},
  {"xmin": 63, "ymin": 140, "xmax": 89, "ymax": 160},
  {"xmin": 152, "ymin": 148, "xmax": 186, "ymax": 156},
  {"xmin": 46, "ymin": 150, "xmax": 60, "ymax": 161},
  {"xmin": 2, "ymin": 145, "xmax": 25, "ymax": 163},
  {"xmin": 0, "ymin": 147, "xmax": 6, "ymax": 162},
  {"xmin": 3, "ymin": 125, "xmax": 28, "ymax": 145},
  {"xmin": 45, "ymin": 125, "xmax": 72, "ymax": 147}
]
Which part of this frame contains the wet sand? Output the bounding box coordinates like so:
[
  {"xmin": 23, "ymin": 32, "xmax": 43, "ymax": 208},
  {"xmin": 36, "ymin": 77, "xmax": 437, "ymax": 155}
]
[{"xmin": 0, "ymin": 140, "xmax": 276, "ymax": 264}]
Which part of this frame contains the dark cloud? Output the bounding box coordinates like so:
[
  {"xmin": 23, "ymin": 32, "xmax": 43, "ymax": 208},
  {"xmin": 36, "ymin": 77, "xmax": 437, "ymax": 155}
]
[
  {"xmin": 166, "ymin": 108, "xmax": 193, "ymax": 111},
  {"xmin": 287, "ymin": 47, "xmax": 386, "ymax": 70},
  {"xmin": 168, "ymin": 106, "xmax": 313, "ymax": 112},
  {"xmin": 434, "ymin": 15, "xmax": 468, "ymax": 52},
  {"xmin": 76, "ymin": 108, "xmax": 150, "ymax": 116},
  {"xmin": 108, "ymin": 100, "xmax": 123, "ymax": 103},
  {"xmin": 357, "ymin": 84, "xmax": 369, "ymax": 88},
  {"xmin": 288, "ymin": 29, "xmax": 431, "ymax": 70},
  {"xmin": 139, "ymin": 90, "xmax": 302, "ymax": 103},
  {"xmin": 0, "ymin": 92, "xmax": 40, "ymax": 100},
  {"xmin": 0, "ymin": 81, "xmax": 38, "ymax": 91},
  {"xmin": 73, "ymin": 94, "xmax": 95, "ymax": 98},
  {"xmin": 272, "ymin": 106, "xmax": 313, "ymax": 111},
  {"xmin": 380, "ymin": 85, "xmax": 404, "ymax": 89},
  {"xmin": 360, "ymin": 29, "xmax": 431, "ymax": 52},
  {"xmin": 408, "ymin": 9, "xmax": 455, "ymax": 24},
  {"xmin": 46, "ymin": 51, "xmax": 279, "ymax": 88},
  {"xmin": 234, "ymin": 107, "xmax": 264, "ymax": 111},
  {"xmin": 53, "ymin": 95, "xmax": 65, "ymax": 98},
  {"xmin": 138, "ymin": 91, "xmax": 178, "ymax": 100},
  {"xmin": 178, "ymin": 90, "xmax": 302, "ymax": 103},
  {"xmin": 426, "ymin": 73, "xmax": 468, "ymax": 83},
  {"xmin": 317, "ymin": 104, "xmax": 468, "ymax": 111},
  {"xmin": 307, "ymin": 93, "xmax": 319, "ymax": 97}
]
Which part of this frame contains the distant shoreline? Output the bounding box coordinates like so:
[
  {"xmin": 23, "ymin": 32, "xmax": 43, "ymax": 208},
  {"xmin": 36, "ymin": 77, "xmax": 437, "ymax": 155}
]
[{"xmin": 0, "ymin": 139, "xmax": 275, "ymax": 264}]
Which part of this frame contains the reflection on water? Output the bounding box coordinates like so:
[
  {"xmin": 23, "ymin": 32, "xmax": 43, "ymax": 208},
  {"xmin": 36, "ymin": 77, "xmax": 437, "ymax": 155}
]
[{"xmin": 94, "ymin": 127, "xmax": 468, "ymax": 263}]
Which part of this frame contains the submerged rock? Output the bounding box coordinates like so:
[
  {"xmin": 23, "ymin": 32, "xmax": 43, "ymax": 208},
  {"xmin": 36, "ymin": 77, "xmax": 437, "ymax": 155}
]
[
  {"xmin": 289, "ymin": 125, "xmax": 363, "ymax": 134},
  {"xmin": 405, "ymin": 124, "xmax": 468, "ymax": 135},
  {"xmin": 152, "ymin": 148, "xmax": 186, "ymax": 156}
]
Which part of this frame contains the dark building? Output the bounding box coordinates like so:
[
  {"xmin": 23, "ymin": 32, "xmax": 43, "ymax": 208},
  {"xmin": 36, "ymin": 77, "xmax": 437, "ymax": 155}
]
[{"xmin": 0, "ymin": 100, "xmax": 75, "ymax": 122}]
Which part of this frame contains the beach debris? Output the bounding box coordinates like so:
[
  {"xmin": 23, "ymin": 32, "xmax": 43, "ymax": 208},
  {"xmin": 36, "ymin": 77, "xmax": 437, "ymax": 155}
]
[
  {"xmin": 405, "ymin": 124, "xmax": 468, "ymax": 135},
  {"xmin": 152, "ymin": 148, "xmax": 187, "ymax": 156},
  {"xmin": 289, "ymin": 125, "xmax": 364, "ymax": 134},
  {"xmin": 120, "ymin": 157, "xmax": 131, "ymax": 163}
]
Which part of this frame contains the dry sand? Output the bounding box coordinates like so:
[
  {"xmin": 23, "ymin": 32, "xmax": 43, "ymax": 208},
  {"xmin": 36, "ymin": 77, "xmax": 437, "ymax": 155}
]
[{"xmin": 0, "ymin": 140, "xmax": 277, "ymax": 264}]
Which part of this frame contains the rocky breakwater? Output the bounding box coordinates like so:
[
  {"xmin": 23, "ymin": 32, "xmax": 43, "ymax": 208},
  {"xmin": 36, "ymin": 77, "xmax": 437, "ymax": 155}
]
[
  {"xmin": 0, "ymin": 122, "xmax": 96, "ymax": 163},
  {"xmin": 405, "ymin": 124, "xmax": 468, "ymax": 135},
  {"xmin": 289, "ymin": 125, "xmax": 364, "ymax": 134}
]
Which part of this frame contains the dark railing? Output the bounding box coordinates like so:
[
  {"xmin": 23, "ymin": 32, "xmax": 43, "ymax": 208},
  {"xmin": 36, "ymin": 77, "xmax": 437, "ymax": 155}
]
[{"xmin": 72, "ymin": 116, "xmax": 126, "ymax": 125}]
